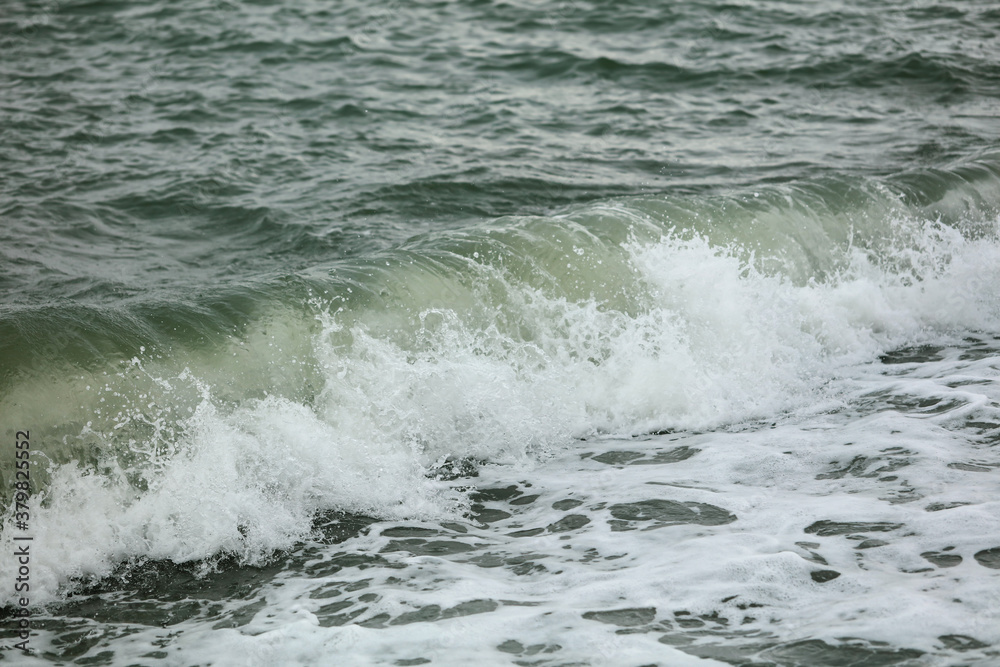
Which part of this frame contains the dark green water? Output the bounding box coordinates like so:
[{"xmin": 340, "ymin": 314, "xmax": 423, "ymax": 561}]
[{"xmin": 2, "ymin": 1, "xmax": 1000, "ymax": 665}]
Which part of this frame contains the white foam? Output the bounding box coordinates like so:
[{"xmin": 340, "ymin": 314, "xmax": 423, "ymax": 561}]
[{"xmin": 3, "ymin": 209, "xmax": 999, "ymax": 620}]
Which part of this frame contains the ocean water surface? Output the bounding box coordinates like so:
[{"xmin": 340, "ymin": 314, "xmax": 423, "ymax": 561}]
[{"xmin": 2, "ymin": 0, "xmax": 1000, "ymax": 665}]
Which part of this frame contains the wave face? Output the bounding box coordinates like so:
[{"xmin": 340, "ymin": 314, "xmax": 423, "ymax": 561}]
[{"xmin": 3, "ymin": 156, "xmax": 999, "ymax": 602}]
